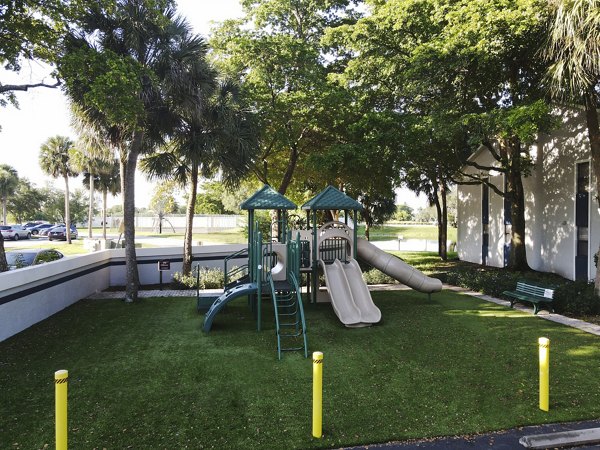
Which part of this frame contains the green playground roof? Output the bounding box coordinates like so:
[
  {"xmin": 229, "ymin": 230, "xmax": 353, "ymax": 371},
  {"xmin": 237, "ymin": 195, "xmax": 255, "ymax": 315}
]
[
  {"xmin": 301, "ymin": 185, "xmax": 363, "ymax": 211},
  {"xmin": 240, "ymin": 184, "xmax": 297, "ymax": 210}
]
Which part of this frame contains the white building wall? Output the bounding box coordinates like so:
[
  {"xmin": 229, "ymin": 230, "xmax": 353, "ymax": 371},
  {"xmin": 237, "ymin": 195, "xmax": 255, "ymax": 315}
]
[
  {"xmin": 457, "ymin": 183, "xmax": 482, "ymax": 264},
  {"xmin": 487, "ymin": 173, "xmax": 505, "ymax": 268},
  {"xmin": 457, "ymin": 108, "xmax": 598, "ymax": 281}
]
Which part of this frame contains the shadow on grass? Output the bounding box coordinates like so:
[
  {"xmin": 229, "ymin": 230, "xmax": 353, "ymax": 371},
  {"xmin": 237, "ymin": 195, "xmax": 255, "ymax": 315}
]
[{"xmin": 1, "ymin": 290, "xmax": 600, "ymax": 449}]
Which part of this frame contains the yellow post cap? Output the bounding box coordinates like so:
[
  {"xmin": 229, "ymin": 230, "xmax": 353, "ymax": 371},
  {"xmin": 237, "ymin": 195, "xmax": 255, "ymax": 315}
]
[
  {"xmin": 55, "ymin": 370, "xmax": 68, "ymax": 380},
  {"xmin": 313, "ymin": 351, "xmax": 323, "ymax": 361}
]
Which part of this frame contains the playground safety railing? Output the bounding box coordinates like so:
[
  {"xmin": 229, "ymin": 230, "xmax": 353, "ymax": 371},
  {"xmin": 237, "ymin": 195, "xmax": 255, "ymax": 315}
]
[
  {"xmin": 223, "ymin": 248, "xmax": 249, "ymax": 287},
  {"xmin": 319, "ymin": 236, "xmax": 349, "ymax": 264}
]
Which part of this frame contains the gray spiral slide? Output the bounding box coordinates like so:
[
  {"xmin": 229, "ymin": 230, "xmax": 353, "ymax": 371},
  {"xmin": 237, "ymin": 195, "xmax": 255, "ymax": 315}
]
[{"xmin": 356, "ymin": 238, "xmax": 443, "ymax": 293}]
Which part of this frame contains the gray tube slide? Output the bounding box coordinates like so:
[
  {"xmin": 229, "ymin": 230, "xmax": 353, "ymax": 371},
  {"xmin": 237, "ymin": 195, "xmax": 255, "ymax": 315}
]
[{"xmin": 357, "ymin": 239, "xmax": 442, "ymax": 293}]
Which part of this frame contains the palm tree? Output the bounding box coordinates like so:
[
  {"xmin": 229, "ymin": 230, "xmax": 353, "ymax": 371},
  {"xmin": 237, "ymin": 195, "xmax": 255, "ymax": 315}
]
[
  {"xmin": 0, "ymin": 164, "xmax": 19, "ymax": 225},
  {"xmin": 0, "ymin": 164, "xmax": 19, "ymax": 272},
  {"xmin": 142, "ymin": 78, "xmax": 257, "ymax": 275},
  {"xmin": 72, "ymin": 132, "xmax": 113, "ymax": 239},
  {"xmin": 61, "ymin": 2, "xmax": 210, "ymax": 301},
  {"xmin": 544, "ymin": 0, "xmax": 600, "ymax": 294},
  {"xmin": 90, "ymin": 159, "xmax": 121, "ymax": 240},
  {"xmin": 39, "ymin": 136, "xmax": 79, "ymax": 244}
]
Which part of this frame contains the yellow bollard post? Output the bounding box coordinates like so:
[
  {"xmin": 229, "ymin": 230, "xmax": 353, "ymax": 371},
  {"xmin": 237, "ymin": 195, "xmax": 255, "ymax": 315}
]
[
  {"xmin": 538, "ymin": 338, "xmax": 550, "ymax": 412},
  {"xmin": 55, "ymin": 370, "xmax": 68, "ymax": 450},
  {"xmin": 312, "ymin": 351, "xmax": 323, "ymax": 438}
]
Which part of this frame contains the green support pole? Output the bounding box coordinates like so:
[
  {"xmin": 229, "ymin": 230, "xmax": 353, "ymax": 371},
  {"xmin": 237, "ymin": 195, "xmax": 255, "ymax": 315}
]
[
  {"xmin": 353, "ymin": 210, "xmax": 358, "ymax": 259},
  {"xmin": 312, "ymin": 210, "xmax": 318, "ymax": 304},
  {"xmin": 257, "ymin": 230, "xmax": 262, "ymax": 331}
]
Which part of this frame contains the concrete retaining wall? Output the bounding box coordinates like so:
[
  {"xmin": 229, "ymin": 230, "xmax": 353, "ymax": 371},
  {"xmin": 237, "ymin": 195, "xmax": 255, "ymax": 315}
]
[{"xmin": 0, "ymin": 244, "xmax": 247, "ymax": 342}]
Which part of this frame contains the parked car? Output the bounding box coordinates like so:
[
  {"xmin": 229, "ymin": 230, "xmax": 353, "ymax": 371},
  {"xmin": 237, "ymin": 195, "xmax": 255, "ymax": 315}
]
[
  {"xmin": 0, "ymin": 225, "xmax": 31, "ymax": 240},
  {"xmin": 48, "ymin": 225, "xmax": 78, "ymax": 241},
  {"xmin": 30, "ymin": 223, "xmax": 55, "ymax": 235},
  {"xmin": 23, "ymin": 222, "xmax": 43, "ymax": 229},
  {"xmin": 6, "ymin": 249, "xmax": 64, "ymax": 269}
]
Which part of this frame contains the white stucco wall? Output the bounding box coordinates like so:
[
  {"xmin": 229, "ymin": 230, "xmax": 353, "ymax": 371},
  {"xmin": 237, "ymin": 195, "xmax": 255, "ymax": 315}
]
[
  {"xmin": 0, "ymin": 244, "xmax": 248, "ymax": 342},
  {"xmin": 457, "ymin": 180, "xmax": 483, "ymax": 264},
  {"xmin": 457, "ymin": 108, "xmax": 598, "ymax": 281}
]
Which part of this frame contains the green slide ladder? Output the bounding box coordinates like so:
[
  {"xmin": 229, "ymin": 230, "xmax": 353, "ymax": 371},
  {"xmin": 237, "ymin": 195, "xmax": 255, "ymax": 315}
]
[
  {"xmin": 269, "ymin": 272, "xmax": 308, "ymax": 360},
  {"xmin": 269, "ymin": 233, "xmax": 308, "ymax": 359}
]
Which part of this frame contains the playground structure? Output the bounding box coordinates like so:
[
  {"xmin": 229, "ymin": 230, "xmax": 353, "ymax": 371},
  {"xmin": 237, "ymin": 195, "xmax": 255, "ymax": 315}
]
[
  {"xmin": 201, "ymin": 185, "xmax": 309, "ymax": 359},
  {"xmin": 199, "ymin": 185, "xmax": 442, "ymax": 356},
  {"xmin": 298, "ymin": 186, "xmax": 442, "ymax": 327}
]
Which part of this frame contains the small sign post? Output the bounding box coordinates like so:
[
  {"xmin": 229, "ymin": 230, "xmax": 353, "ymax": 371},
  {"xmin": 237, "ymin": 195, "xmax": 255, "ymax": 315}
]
[{"xmin": 157, "ymin": 260, "xmax": 170, "ymax": 291}]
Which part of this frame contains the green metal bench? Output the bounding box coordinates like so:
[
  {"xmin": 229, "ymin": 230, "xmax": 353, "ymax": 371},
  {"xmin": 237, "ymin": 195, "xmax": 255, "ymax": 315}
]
[{"xmin": 502, "ymin": 280, "xmax": 556, "ymax": 315}]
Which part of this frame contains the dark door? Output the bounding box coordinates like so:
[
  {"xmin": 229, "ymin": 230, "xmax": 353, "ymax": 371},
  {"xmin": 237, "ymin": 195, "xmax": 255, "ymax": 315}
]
[
  {"xmin": 575, "ymin": 162, "xmax": 589, "ymax": 280},
  {"xmin": 482, "ymin": 181, "xmax": 489, "ymax": 266}
]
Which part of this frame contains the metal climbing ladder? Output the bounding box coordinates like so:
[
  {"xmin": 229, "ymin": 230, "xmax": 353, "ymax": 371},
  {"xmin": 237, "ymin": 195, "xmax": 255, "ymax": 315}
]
[
  {"xmin": 269, "ymin": 272, "xmax": 308, "ymax": 360},
  {"xmin": 269, "ymin": 233, "xmax": 308, "ymax": 359}
]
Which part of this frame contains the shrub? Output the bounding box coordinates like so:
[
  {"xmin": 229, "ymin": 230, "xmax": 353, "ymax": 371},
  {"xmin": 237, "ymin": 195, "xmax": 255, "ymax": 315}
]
[
  {"xmin": 443, "ymin": 268, "xmax": 520, "ymax": 298},
  {"xmin": 362, "ymin": 268, "xmax": 397, "ymax": 285},
  {"xmin": 171, "ymin": 267, "xmax": 225, "ymax": 290},
  {"xmin": 172, "ymin": 271, "xmax": 197, "ymax": 289},
  {"xmin": 199, "ymin": 267, "xmax": 225, "ymax": 289},
  {"xmin": 553, "ymin": 281, "xmax": 600, "ymax": 316}
]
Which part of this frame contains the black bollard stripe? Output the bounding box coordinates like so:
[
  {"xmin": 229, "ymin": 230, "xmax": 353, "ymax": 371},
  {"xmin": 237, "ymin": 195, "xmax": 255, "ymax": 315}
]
[
  {"xmin": 55, "ymin": 378, "xmax": 69, "ymax": 384},
  {"xmin": 313, "ymin": 359, "xmax": 323, "ymax": 364}
]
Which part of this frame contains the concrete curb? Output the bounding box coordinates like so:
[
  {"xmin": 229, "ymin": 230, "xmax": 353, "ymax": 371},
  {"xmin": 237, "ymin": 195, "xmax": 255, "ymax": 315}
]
[{"xmin": 519, "ymin": 427, "xmax": 600, "ymax": 449}]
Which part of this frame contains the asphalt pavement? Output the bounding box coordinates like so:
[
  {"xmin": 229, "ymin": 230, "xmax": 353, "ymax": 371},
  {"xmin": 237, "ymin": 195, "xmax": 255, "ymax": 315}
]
[{"xmin": 344, "ymin": 419, "xmax": 600, "ymax": 449}]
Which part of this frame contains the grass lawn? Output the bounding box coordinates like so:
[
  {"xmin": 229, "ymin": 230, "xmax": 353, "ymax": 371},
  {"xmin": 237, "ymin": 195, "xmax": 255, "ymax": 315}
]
[
  {"xmin": 2, "ymin": 290, "xmax": 600, "ymax": 449},
  {"xmin": 356, "ymin": 224, "xmax": 457, "ymax": 242},
  {"xmin": 7, "ymin": 240, "xmax": 88, "ymax": 256}
]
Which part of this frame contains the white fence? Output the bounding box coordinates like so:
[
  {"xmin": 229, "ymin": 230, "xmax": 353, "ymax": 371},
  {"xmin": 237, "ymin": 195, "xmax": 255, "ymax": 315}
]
[
  {"xmin": 97, "ymin": 214, "xmax": 243, "ymax": 232},
  {"xmin": 0, "ymin": 244, "xmax": 246, "ymax": 342},
  {"xmin": 371, "ymin": 239, "xmax": 456, "ymax": 252}
]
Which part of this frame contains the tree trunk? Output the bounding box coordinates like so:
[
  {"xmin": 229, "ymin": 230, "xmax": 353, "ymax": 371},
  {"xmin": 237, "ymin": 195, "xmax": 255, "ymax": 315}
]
[
  {"xmin": 583, "ymin": 88, "xmax": 600, "ymax": 295},
  {"xmin": 0, "ymin": 232, "xmax": 7, "ymax": 272},
  {"xmin": 439, "ymin": 182, "xmax": 448, "ymax": 261},
  {"xmin": 88, "ymin": 169, "xmax": 94, "ymax": 238},
  {"xmin": 102, "ymin": 189, "xmax": 107, "ymax": 240},
  {"xmin": 183, "ymin": 164, "xmax": 199, "ymax": 276},
  {"xmin": 278, "ymin": 144, "xmax": 299, "ymax": 195},
  {"xmin": 124, "ymin": 132, "xmax": 142, "ymax": 302},
  {"xmin": 64, "ymin": 175, "xmax": 72, "ymax": 244},
  {"xmin": 2, "ymin": 196, "xmax": 6, "ymax": 224},
  {"xmin": 505, "ymin": 139, "xmax": 530, "ymax": 271}
]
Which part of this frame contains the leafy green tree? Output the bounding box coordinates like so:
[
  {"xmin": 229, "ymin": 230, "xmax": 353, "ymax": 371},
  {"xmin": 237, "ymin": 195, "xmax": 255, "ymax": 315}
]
[
  {"xmin": 7, "ymin": 178, "xmax": 45, "ymax": 223},
  {"xmin": 544, "ymin": 0, "xmax": 600, "ymax": 294},
  {"xmin": 356, "ymin": 191, "xmax": 396, "ymax": 241},
  {"xmin": 0, "ymin": 164, "xmax": 19, "ymax": 224},
  {"xmin": 0, "ymin": 0, "xmax": 69, "ymax": 105},
  {"xmin": 148, "ymin": 180, "xmax": 179, "ymax": 234},
  {"xmin": 394, "ymin": 204, "xmax": 414, "ymax": 222},
  {"xmin": 333, "ymin": 0, "xmax": 555, "ymax": 269},
  {"xmin": 39, "ymin": 186, "xmax": 88, "ymax": 224},
  {"xmin": 39, "ymin": 135, "xmax": 79, "ymax": 243},
  {"xmin": 195, "ymin": 181, "xmax": 227, "ymax": 214},
  {"xmin": 211, "ymin": 0, "xmax": 359, "ymax": 195}
]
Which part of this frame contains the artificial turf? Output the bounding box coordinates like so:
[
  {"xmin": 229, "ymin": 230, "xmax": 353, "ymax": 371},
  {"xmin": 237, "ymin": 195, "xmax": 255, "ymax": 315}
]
[{"xmin": 2, "ymin": 289, "xmax": 600, "ymax": 449}]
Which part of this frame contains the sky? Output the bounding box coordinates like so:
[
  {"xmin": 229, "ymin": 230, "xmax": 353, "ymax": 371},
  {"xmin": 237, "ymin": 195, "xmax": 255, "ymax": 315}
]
[{"xmin": 0, "ymin": 0, "xmax": 426, "ymax": 211}]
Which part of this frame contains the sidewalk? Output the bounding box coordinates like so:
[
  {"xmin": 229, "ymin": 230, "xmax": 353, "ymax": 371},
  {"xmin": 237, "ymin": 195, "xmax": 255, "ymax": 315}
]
[{"xmin": 344, "ymin": 419, "xmax": 600, "ymax": 449}]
